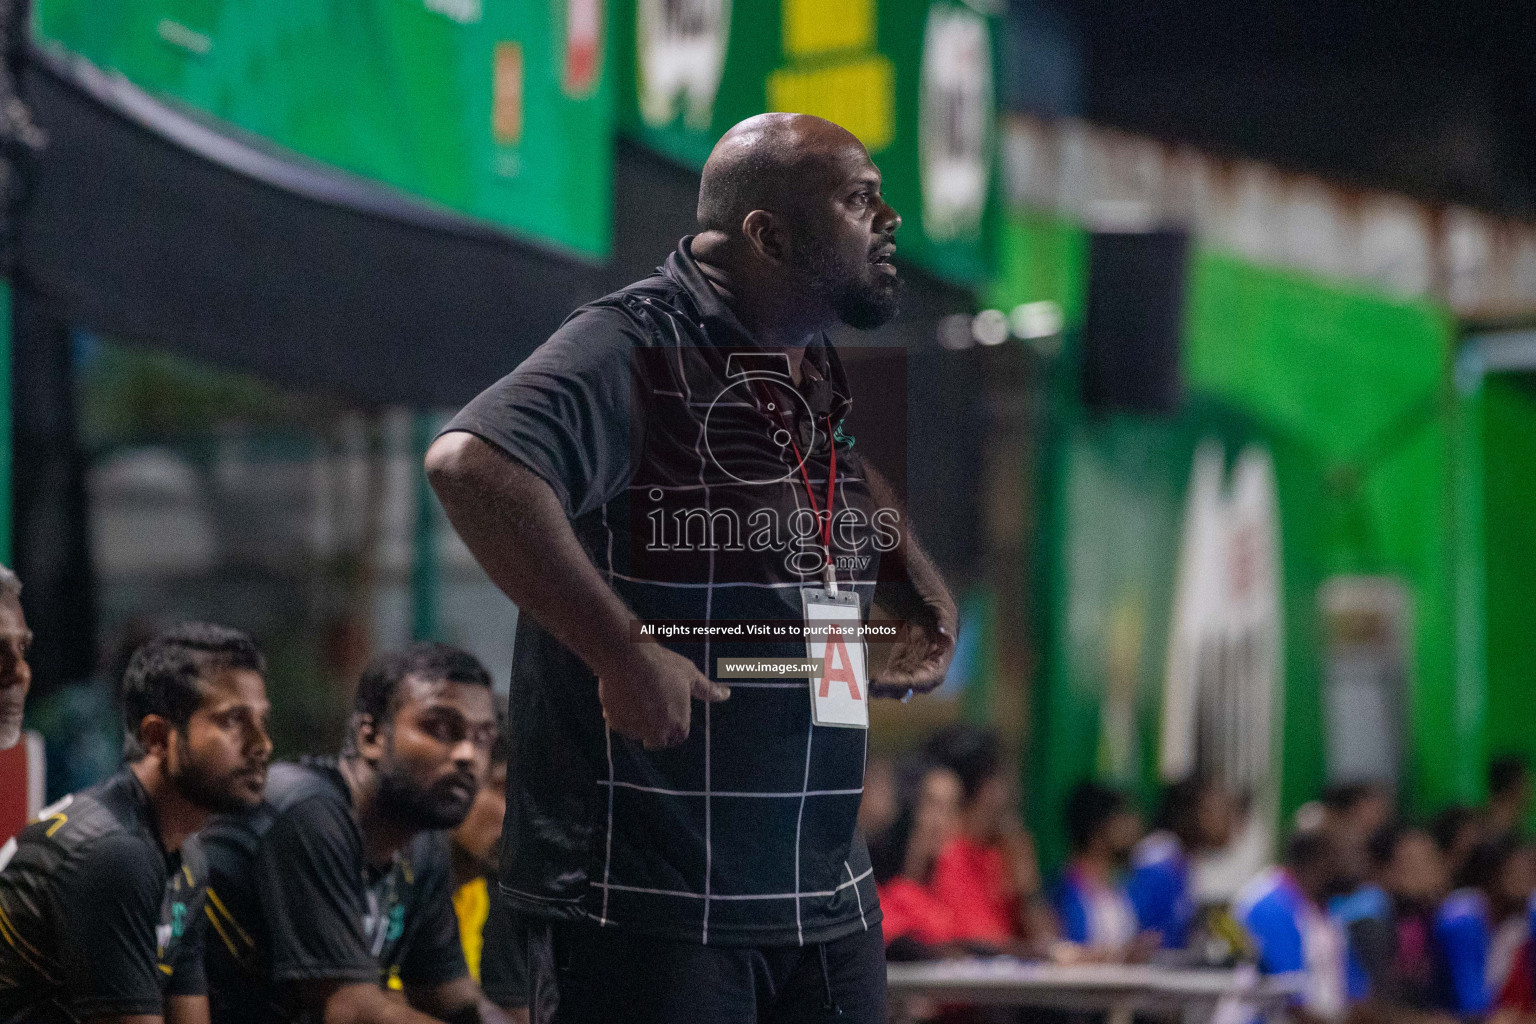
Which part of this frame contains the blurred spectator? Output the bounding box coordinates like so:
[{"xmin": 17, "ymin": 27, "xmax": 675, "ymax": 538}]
[
  {"xmin": 450, "ymin": 712, "xmax": 509, "ymax": 980},
  {"xmin": 1489, "ymin": 758, "xmax": 1532, "ymax": 842},
  {"xmin": 449, "ymin": 710, "xmax": 531, "ymax": 1024},
  {"xmin": 1335, "ymin": 825, "xmax": 1451, "ymax": 1018},
  {"xmin": 0, "ymin": 563, "xmax": 31, "ymax": 750},
  {"xmin": 1052, "ymin": 781, "xmax": 1154, "ymax": 961},
  {"xmin": 1237, "ymin": 830, "xmax": 1351, "ymax": 1023},
  {"xmin": 1322, "ymin": 782, "xmax": 1394, "ymax": 891},
  {"xmin": 1440, "ymin": 838, "xmax": 1536, "ymax": 1008},
  {"xmin": 1485, "ymin": 844, "xmax": 1536, "ymax": 996},
  {"xmin": 926, "ymin": 725, "xmax": 1055, "ymax": 949},
  {"xmin": 871, "ymin": 761, "xmax": 966, "ymax": 959},
  {"xmin": 1493, "ymin": 894, "xmax": 1536, "ymax": 1016},
  {"xmin": 1432, "ymin": 805, "xmax": 1486, "ymax": 884},
  {"xmin": 1127, "ymin": 774, "xmax": 1237, "ymax": 949}
]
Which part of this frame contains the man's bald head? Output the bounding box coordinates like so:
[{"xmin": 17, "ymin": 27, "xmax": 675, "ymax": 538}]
[{"xmin": 697, "ymin": 113, "xmax": 868, "ymax": 234}]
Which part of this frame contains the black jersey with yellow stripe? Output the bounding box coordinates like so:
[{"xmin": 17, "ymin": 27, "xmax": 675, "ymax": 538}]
[
  {"xmin": 0, "ymin": 769, "xmax": 208, "ymax": 1024},
  {"xmin": 199, "ymin": 759, "xmax": 465, "ymax": 1024}
]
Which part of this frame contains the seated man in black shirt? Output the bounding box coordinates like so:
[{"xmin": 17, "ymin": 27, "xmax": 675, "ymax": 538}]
[
  {"xmin": 200, "ymin": 643, "xmax": 511, "ymax": 1024},
  {"xmin": 0, "ymin": 622, "xmax": 274, "ymax": 1024}
]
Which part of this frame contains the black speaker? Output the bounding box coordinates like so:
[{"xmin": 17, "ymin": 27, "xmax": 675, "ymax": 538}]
[{"xmin": 1081, "ymin": 228, "xmax": 1189, "ymax": 414}]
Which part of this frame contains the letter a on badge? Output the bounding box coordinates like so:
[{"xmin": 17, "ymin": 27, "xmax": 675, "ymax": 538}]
[
  {"xmin": 803, "ymin": 588, "xmax": 869, "ymax": 728},
  {"xmin": 819, "ymin": 636, "xmax": 862, "ymax": 700}
]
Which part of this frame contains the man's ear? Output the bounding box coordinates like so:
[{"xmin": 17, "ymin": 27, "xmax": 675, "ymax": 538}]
[
  {"xmin": 137, "ymin": 714, "xmax": 173, "ymax": 762},
  {"xmin": 353, "ymin": 713, "xmax": 386, "ymax": 761},
  {"xmin": 741, "ymin": 209, "xmax": 787, "ymax": 264}
]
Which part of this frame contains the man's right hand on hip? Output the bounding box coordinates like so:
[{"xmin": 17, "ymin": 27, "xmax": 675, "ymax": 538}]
[{"xmin": 599, "ymin": 644, "xmax": 730, "ymax": 750}]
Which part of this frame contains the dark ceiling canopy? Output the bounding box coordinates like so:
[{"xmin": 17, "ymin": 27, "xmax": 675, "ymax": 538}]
[{"xmin": 16, "ymin": 44, "xmax": 704, "ymax": 408}]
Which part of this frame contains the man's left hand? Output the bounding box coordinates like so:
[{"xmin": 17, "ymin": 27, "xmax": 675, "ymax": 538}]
[{"xmin": 868, "ymin": 600, "xmax": 957, "ymax": 698}]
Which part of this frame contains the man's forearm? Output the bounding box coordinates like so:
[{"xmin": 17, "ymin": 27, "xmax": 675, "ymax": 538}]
[
  {"xmin": 425, "ymin": 432, "xmax": 635, "ymax": 678},
  {"xmin": 308, "ymin": 981, "xmax": 449, "ymax": 1024},
  {"xmin": 166, "ymin": 996, "xmax": 209, "ymax": 1024},
  {"xmin": 862, "ymin": 462, "xmax": 956, "ymax": 623},
  {"xmin": 404, "ymin": 978, "xmax": 515, "ymax": 1024}
]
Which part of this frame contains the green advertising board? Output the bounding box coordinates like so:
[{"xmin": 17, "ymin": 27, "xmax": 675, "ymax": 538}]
[
  {"xmin": 1467, "ymin": 373, "xmax": 1536, "ymax": 834},
  {"xmin": 991, "ymin": 211, "xmax": 1464, "ymax": 871},
  {"xmin": 34, "ymin": 0, "xmax": 614, "ymax": 256},
  {"xmin": 611, "ymin": 0, "xmax": 1000, "ymax": 285}
]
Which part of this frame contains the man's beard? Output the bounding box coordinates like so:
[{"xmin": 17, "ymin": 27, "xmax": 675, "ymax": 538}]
[
  {"xmin": 377, "ymin": 756, "xmax": 478, "ymax": 831},
  {"xmin": 793, "ymin": 234, "xmax": 902, "ymax": 330},
  {"xmin": 171, "ymin": 735, "xmax": 264, "ymax": 815}
]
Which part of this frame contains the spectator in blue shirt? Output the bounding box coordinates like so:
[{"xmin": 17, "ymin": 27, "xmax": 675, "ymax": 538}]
[
  {"xmin": 1238, "ymin": 830, "xmax": 1353, "ymax": 1023},
  {"xmin": 1127, "ymin": 774, "xmax": 1238, "ymax": 949},
  {"xmin": 1052, "ymin": 781, "xmax": 1156, "ymax": 962},
  {"xmin": 1341, "ymin": 825, "xmax": 1450, "ymax": 1019},
  {"xmin": 1437, "ymin": 836, "xmax": 1536, "ymax": 1014}
]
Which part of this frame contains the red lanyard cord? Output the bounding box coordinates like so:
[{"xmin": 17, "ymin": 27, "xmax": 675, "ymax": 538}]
[
  {"xmin": 752, "ymin": 378, "xmax": 838, "ymax": 565},
  {"xmin": 788, "ymin": 429, "xmax": 836, "ymax": 556}
]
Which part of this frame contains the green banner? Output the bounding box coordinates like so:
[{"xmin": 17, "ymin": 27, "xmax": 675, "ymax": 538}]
[
  {"xmin": 996, "ymin": 212, "xmax": 1462, "ymax": 870},
  {"xmin": 612, "ymin": 0, "xmax": 999, "ymax": 285},
  {"xmin": 34, "ymin": 0, "xmax": 614, "ymax": 256}
]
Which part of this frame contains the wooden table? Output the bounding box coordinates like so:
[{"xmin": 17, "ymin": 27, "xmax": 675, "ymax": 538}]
[{"xmin": 887, "ymin": 959, "xmax": 1302, "ymax": 1024}]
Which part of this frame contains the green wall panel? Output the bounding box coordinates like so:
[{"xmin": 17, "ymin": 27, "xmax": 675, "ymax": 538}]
[
  {"xmin": 1480, "ymin": 376, "xmax": 1536, "ymax": 824},
  {"xmin": 35, "ymin": 0, "xmax": 615, "ymax": 255},
  {"xmin": 1010, "ymin": 208, "xmax": 1463, "ymax": 867}
]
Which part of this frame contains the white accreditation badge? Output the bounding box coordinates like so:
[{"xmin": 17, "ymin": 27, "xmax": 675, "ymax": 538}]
[{"xmin": 801, "ymin": 586, "xmax": 869, "ymax": 729}]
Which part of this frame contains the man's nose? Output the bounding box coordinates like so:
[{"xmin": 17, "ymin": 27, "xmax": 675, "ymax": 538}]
[
  {"xmin": 877, "ymin": 199, "xmax": 901, "ymax": 236},
  {"xmin": 4, "ymin": 642, "xmax": 30, "ymax": 687},
  {"xmin": 451, "ymin": 735, "xmax": 479, "ymax": 767},
  {"xmin": 249, "ymin": 721, "xmax": 273, "ymax": 761}
]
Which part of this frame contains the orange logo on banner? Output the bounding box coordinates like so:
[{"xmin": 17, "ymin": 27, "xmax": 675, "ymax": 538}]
[
  {"xmin": 818, "ymin": 636, "xmax": 862, "ymax": 700},
  {"xmin": 564, "ymin": 0, "xmax": 602, "ymax": 98},
  {"xmin": 493, "ymin": 42, "xmax": 524, "ymax": 145}
]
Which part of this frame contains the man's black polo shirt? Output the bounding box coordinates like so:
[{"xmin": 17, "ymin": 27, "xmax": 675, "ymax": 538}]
[
  {"xmin": 0, "ymin": 769, "xmax": 207, "ymax": 1024},
  {"xmin": 444, "ymin": 237, "xmax": 885, "ymax": 946},
  {"xmin": 198, "ymin": 759, "xmax": 466, "ymax": 1024}
]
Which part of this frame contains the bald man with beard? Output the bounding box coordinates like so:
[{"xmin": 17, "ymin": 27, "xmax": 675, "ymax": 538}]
[{"xmin": 427, "ymin": 114, "xmax": 958, "ymax": 1023}]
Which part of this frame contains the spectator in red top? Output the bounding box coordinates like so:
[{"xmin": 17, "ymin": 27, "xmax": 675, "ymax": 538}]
[
  {"xmin": 872, "ymin": 761, "xmax": 965, "ymax": 959},
  {"xmin": 924, "ymin": 725, "xmax": 1058, "ymax": 951}
]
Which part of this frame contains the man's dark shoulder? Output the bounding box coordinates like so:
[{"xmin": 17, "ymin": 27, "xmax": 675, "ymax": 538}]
[
  {"xmin": 21, "ymin": 772, "xmax": 156, "ymax": 859},
  {"xmin": 203, "ymin": 762, "xmax": 351, "ymax": 856},
  {"xmin": 264, "ymin": 760, "xmax": 350, "ymax": 815},
  {"xmin": 563, "ymin": 272, "xmax": 695, "ymax": 337},
  {"xmin": 594, "ymin": 269, "xmax": 686, "ymax": 310}
]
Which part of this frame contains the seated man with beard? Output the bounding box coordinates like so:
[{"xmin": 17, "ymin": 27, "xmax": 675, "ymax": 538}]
[
  {"xmin": 0, "ymin": 622, "xmax": 273, "ymax": 1024},
  {"xmin": 200, "ymin": 643, "xmax": 513, "ymax": 1024}
]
